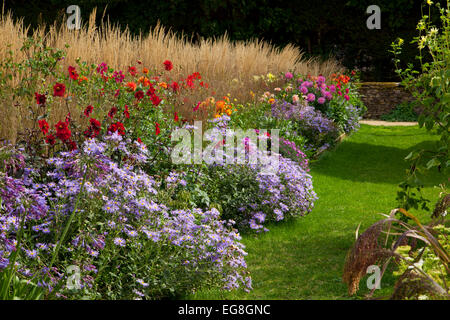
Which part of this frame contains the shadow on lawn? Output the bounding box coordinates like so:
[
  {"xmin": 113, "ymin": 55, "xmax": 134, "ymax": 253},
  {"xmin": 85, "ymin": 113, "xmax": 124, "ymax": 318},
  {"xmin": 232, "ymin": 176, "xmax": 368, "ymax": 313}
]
[{"xmin": 311, "ymin": 140, "xmax": 442, "ymax": 185}]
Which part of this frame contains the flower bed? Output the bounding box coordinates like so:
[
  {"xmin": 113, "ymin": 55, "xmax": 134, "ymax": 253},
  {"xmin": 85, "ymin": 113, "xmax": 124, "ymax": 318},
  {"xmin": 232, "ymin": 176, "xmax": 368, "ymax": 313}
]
[{"xmin": 0, "ymin": 38, "xmax": 363, "ymax": 300}]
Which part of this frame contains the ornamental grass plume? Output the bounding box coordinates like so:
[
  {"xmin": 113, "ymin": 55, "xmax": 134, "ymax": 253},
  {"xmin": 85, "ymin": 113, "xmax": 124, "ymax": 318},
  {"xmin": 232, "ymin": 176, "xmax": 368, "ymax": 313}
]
[
  {"xmin": 0, "ymin": 9, "xmax": 343, "ymax": 142},
  {"xmin": 342, "ymin": 219, "xmax": 395, "ymax": 296}
]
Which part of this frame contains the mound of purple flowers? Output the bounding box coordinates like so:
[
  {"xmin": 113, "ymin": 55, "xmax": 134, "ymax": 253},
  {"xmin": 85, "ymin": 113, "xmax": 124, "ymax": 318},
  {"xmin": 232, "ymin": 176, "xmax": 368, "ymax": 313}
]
[
  {"xmin": 271, "ymin": 101, "xmax": 340, "ymax": 153},
  {"xmin": 0, "ymin": 133, "xmax": 251, "ymax": 299}
]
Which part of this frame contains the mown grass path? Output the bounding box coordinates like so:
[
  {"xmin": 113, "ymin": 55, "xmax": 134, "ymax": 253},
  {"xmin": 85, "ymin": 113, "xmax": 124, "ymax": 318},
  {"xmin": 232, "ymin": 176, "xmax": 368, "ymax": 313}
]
[{"xmin": 191, "ymin": 124, "xmax": 442, "ymax": 300}]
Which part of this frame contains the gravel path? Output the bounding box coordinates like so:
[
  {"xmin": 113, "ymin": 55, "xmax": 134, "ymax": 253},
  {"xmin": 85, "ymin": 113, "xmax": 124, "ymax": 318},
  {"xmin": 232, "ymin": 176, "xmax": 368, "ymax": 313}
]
[{"xmin": 360, "ymin": 120, "xmax": 418, "ymax": 126}]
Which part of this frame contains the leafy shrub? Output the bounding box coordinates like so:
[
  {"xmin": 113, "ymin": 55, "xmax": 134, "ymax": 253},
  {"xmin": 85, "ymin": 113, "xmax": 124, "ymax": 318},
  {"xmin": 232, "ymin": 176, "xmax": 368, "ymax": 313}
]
[
  {"xmin": 380, "ymin": 102, "xmax": 419, "ymax": 122},
  {"xmin": 391, "ymin": 0, "xmax": 449, "ymax": 212}
]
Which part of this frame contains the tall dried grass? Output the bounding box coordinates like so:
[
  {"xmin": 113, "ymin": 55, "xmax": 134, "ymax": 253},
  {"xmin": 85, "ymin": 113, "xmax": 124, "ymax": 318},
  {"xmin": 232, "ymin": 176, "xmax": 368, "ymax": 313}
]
[{"xmin": 0, "ymin": 9, "xmax": 343, "ymax": 142}]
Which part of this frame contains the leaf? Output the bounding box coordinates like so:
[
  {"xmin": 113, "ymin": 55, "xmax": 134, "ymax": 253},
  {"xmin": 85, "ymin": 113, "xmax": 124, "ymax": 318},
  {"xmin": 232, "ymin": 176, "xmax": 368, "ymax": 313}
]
[{"xmin": 426, "ymin": 158, "xmax": 440, "ymax": 170}]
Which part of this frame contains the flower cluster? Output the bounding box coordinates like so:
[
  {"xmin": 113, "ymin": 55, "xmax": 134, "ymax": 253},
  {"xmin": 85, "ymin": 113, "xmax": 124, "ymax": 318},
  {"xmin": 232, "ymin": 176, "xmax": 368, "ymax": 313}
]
[
  {"xmin": 206, "ymin": 115, "xmax": 317, "ymax": 232},
  {"xmin": 0, "ymin": 134, "xmax": 251, "ymax": 298}
]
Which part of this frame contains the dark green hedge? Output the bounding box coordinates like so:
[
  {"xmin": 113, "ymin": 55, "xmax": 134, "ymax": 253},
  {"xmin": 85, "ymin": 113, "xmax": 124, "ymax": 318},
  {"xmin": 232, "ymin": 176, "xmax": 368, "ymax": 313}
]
[{"xmin": 3, "ymin": 0, "xmax": 445, "ymax": 81}]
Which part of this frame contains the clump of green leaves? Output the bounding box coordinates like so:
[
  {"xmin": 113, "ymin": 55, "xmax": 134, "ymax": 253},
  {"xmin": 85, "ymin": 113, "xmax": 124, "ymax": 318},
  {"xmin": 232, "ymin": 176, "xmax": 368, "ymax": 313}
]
[
  {"xmin": 380, "ymin": 102, "xmax": 419, "ymax": 122},
  {"xmin": 391, "ymin": 0, "xmax": 449, "ymax": 212}
]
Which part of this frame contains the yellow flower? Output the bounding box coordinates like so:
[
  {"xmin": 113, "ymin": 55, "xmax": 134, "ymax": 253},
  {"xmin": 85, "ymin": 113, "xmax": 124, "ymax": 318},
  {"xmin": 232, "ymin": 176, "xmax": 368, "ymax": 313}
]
[
  {"xmin": 268, "ymin": 98, "xmax": 275, "ymax": 104},
  {"xmin": 418, "ymin": 35, "xmax": 427, "ymax": 49},
  {"xmin": 266, "ymin": 73, "xmax": 275, "ymax": 82},
  {"xmin": 427, "ymin": 0, "xmax": 433, "ymax": 5}
]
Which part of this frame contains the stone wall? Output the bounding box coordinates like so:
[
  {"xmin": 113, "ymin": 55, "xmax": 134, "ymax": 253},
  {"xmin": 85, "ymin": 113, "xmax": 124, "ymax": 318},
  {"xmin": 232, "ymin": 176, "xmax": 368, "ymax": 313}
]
[{"xmin": 357, "ymin": 82, "xmax": 416, "ymax": 119}]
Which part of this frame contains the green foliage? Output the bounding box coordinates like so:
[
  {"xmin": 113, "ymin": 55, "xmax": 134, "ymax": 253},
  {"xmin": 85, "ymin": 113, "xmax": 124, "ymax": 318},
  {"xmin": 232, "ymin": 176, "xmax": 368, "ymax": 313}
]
[
  {"xmin": 380, "ymin": 102, "xmax": 419, "ymax": 122},
  {"xmin": 391, "ymin": 0, "xmax": 450, "ymax": 213}
]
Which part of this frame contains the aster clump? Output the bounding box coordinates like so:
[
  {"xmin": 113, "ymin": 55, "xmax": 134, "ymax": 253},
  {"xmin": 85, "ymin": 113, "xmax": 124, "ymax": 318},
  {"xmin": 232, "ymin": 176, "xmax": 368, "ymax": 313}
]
[
  {"xmin": 199, "ymin": 115, "xmax": 317, "ymax": 232},
  {"xmin": 2, "ymin": 133, "xmax": 250, "ymax": 299}
]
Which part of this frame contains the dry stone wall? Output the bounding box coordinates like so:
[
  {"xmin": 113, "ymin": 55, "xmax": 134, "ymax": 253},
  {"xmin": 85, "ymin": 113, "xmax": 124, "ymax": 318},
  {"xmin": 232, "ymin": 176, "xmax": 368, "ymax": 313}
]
[{"xmin": 357, "ymin": 82, "xmax": 416, "ymax": 119}]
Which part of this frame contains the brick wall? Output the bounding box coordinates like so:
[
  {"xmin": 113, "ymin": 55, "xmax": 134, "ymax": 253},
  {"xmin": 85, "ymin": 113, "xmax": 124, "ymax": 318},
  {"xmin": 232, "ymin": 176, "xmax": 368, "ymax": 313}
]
[{"xmin": 357, "ymin": 82, "xmax": 416, "ymax": 119}]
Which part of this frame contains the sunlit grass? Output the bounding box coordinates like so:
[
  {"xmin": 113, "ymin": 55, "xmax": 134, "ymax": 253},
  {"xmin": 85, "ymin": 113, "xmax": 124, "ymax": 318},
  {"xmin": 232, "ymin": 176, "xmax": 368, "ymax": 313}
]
[{"xmin": 187, "ymin": 124, "xmax": 443, "ymax": 300}]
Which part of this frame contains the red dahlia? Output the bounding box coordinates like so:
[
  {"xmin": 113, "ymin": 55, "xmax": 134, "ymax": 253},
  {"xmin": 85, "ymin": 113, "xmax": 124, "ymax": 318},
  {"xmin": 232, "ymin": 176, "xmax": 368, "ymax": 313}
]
[
  {"xmin": 170, "ymin": 81, "xmax": 179, "ymax": 92},
  {"xmin": 108, "ymin": 107, "xmax": 118, "ymax": 119},
  {"xmin": 89, "ymin": 118, "xmax": 102, "ymax": 136},
  {"xmin": 68, "ymin": 66, "xmax": 79, "ymax": 80},
  {"xmin": 124, "ymin": 105, "xmax": 130, "ymax": 119},
  {"xmin": 163, "ymin": 60, "xmax": 173, "ymax": 71},
  {"xmin": 128, "ymin": 66, "xmax": 137, "ymax": 76},
  {"xmin": 155, "ymin": 122, "xmax": 160, "ymax": 136},
  {"xmin": 84, "ymin": 105, "xmax": 94, "ymax": 117},
  {"xmin": 38, "ymin": 119, "xmax": 50, "ymax": 135},
  {"xmin": 150, "ymin": 94, "xmax": 162, "ymax": 106},
  {"xmin": 35, "ymin": 92, "xmax": 46, "ymax": 105},
  {"xmin": 53, "ymin": 83, "xmax": 66, "ymax": 97},
  {"xmin": 45, "ymin": 134, "xmax": 56, "ymax": 145},
  {"xmin": 66, "ymin": 139, "xmax": 77, "ymax": 151},
  {"xmin": 55, "ymin": 121, "xmax": 71, "ymax": 141},
  {"xmin": 134, "ymin": 90, "xmax": 144, "ymax": 100},
  {"xmin": 108, "ymin": 122, "xmax": 125, "ymax": 135}
]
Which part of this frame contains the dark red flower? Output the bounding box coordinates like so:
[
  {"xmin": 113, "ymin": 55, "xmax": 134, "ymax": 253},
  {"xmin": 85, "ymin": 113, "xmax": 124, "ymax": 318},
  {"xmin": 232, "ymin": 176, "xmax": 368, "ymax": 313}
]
[
  {"xmin": 137, "ymin": 137, "xmax": 142, "ymax": 144},
  {"xmin": 146, "ymin": 86, "xmax": 156, "ymax": 96},
  {"xmin": 123, "ymin": 105, "xmax": 130, "ymax": 119},
  {"xmin": 38, "ymin": 119, "xmax": 50, "ymax": 135},
  {"xmin": 163, "ymin": 60, "xmax": 173, "ymax": 71},
  {"xmin": 84, "ymin": 105, "xmax": 94, "ymax": 117},
  {"xmin": 134, "ymin": 90, "xmax": 144, "ymax": 100},
  {"xmin": 45, "ymin": 134, "xmax": 56, "ymax": 145},
  {"xmin": 108, "ymin": 121, "xmax": 125, "ymax": 135},
  {"xmin": 150, "ymin": 94, "xmax": 162, "ymax": 106},
  {"xmin": 108, "ymin": 107, "xmax": 118, "ymax": 119},
  {"xmin": 66, "ymin": 139, "xmax": 77, "ymax": 151},
  {"xmin": 170, "ymin": 81, "xmax": 179, "ymax": 92},
  {"xmin": 55, "ymin": 121, "xmax": 71, "ymax": 141},
  {"xmin": 68, "ymin": 66, "xmax": 79, "ymax": 80},
  {"xmin": 155, "ymin": 122, "xmax": 160, "ymax": 135},
  {"xmin": 128, "ymin": 66, "xmax": 137, "ymax": 76},
  {"xmin": 83, "ymin": 128, "xmax": 93, "ymax": 138},
  {"xmin": 35, "ymin": 92, "xmax": 46, "ymax": 105},
  {"xmin": 53, "ymin": 83, "xmax": 66, "ymax": 97},
  {"xmin": 89, "ymin": 118, "xmax": 102, "ymax": 136},
  {"xmin": 174, "ymin": 112, "xmax": 179, "ymax": 122}
]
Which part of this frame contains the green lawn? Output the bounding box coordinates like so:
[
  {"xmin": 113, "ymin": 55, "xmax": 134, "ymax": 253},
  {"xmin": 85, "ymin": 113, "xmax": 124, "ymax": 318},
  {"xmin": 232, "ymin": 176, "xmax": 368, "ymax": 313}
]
[{"xmin": 188, "ymin": 124, "xmax": 444, "ymax": 300}]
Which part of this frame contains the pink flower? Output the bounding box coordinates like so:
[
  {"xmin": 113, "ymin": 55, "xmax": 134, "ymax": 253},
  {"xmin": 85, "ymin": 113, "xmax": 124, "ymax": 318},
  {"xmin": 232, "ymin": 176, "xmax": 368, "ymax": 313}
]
[
  {"xmin": 306, "ymin": 93, "xmax": 315, "ymax": 102},
  {"xmin": 285, "ymin": 72, "xmax": 293, "ymax": 80},
  {"xmin": 344, "ymin": 94, "xmax": 350, "ymax": 101},
  {"xmin": 292, "ymin": 94, "xmax": 299, "ymax": 103},
  {"xmin": 300, "ymin": 86, "xmax": 308, "ymax": 94},
  {"xmin": 318, "ymin": 97, "xmax": 326, "ymax": 104}
]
